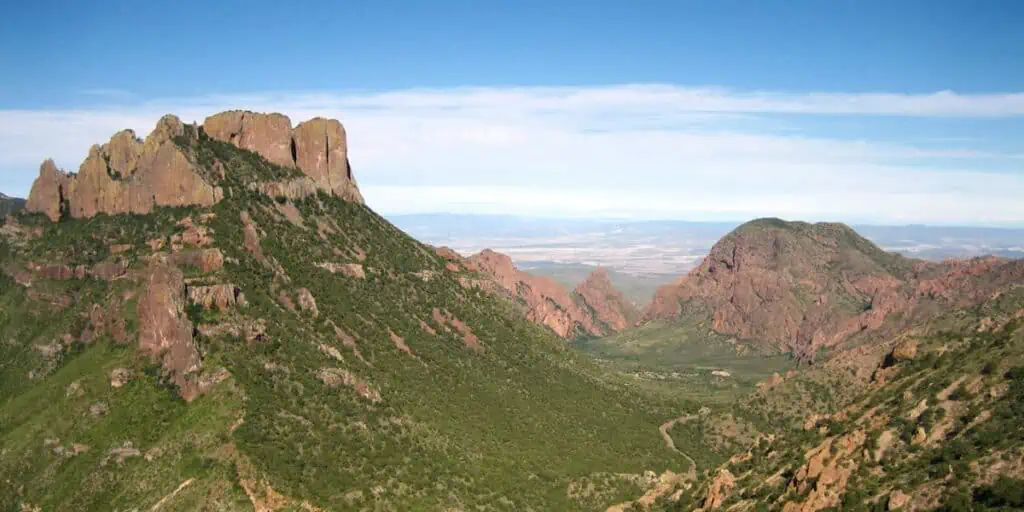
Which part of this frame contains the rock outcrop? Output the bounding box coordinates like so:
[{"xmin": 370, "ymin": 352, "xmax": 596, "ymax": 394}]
[
  {"xmin": 26, "ymin": 115, "xmax": 223, "ymax": 221},
  {"xmin": 434, "ymin": 248, "xmax": 636, "ymax": 339},
  {"xmin": 24, "ymin": 160, "xmax": 72, "ymax": 221},
  {"xmin": 292, "ymin": 117, "xmax": 363, "ymax": 203},
  {"xmin": 204, "ymin": 111, "xmax": 363, "ymax": 203},
  {"xmin": 138, "ymin": 257, "xmax": 202, "ymax": 401},
  {"xmin": 465, "ymin": 249, "xmax": 599, "ymax": 338},
  {"xmin": 26, "ymin": 110, "xmax": 365, "ymax": 222},
  {"xmin": 574, "ymin": 267, "xmax": 638, "ymax": 332},
  {"xmin": 203, "ymin": 111, "xmax": 294, "ymax": 168}
]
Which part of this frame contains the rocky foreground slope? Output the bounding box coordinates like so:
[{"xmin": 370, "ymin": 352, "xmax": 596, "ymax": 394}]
[
  {"xmin": 660, "ymin": 287, "xmax": 1024, "ymax": 511},
  {"xmin": 1, "ymin": 111, "xmax": 691, "ymax": 511},
  {"xmin": 643, "ymin": 218, "xmax": 1024, "ymax": 362}
]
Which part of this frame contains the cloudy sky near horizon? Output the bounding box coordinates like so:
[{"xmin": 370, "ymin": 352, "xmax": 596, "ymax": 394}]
[{"xmin": 2, "ymin": 1, "xmax": 1022, "ymax": 226}]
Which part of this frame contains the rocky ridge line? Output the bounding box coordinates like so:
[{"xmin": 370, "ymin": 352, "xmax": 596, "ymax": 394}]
[
  {"xmin": 25, "ymin": 110, "xmax": 362, "ymax": 221},
  {"xmin": 438, "ymin": 247, "xmax": 635, "ymax": 338}
]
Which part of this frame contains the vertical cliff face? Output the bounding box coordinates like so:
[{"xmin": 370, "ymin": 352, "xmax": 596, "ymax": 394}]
[
  {"xmin": 447, "ymin": 248, "xmax": 635, "ymax": 339},
  {"xmin": 292, "ymin": 117, "xmax": 363, "ymax": 203},
  {"xmin": 203, "ymin": 111, "xmax": 363, "ymax": 203},
  {"xmin": 574, "ymin": 267, "xmax": 639, "ymax": 332},
  {"xmin": 25, "ymin": 110, "xmax": 364, "ymax": 222}
]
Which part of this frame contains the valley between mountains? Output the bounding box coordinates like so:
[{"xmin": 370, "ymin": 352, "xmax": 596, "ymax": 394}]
[{"xmin": 2, "ymin": 110, "xmax": 1024, "ymax": 511}]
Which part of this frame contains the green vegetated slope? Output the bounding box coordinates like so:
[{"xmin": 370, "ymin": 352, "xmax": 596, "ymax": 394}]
[
  {"xmin": 573, "ymin": 316, "xmax": 794, "ymax": 404},
  {"xmin": 658, "ymin": 287, "xmax": 1024, "ymax": 511},
  {"xmin": 0, "ymin": 130, "xmax": 697, "ymax": 511}
]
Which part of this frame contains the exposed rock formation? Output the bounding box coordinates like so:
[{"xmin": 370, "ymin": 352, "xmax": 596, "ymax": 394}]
[
  {"xmin": 466, "ymin": 249, "xmax": 601, "ymax": 338},
  {"xmin": 574, "ymin": 268, "xmax": 638, "ymax": 332},
  {"xmin": 435, "ymin": 248, "xmax": 635, "ymax": 339},
  {"xmin": 138, "ymin": 257, "xmax": 202, "ymax": 401},
  {"xmin": 292, "ymin": 117, "xmax": 363, "ymax": 203},
  {"xmin": 26, "ymin": 115, "xmax": 223, "ymax": 221},
  {"xmin": 643, "ymin": 219, "xmax": 916, "ymax": 356},
  {"xmin": 24, "ymin": 160, "xmax": 72, "ymax": 221},
  {"xmin": 188, "ymin": 284, "xmax": 244, "ymax": 311},
  {"xmin": 203, "ymin": 111, "xmax": 294, "ymax": 167},
  {"xmin": 701, "ymin": 469, "xmax": 736, "ymax": 510},
  {"xmin": 642, "ymin": 218, "xmax": 1024, "ymax": 358},
  {"xmin": 26, "ymin": 110, "xmax": 365, "ymax": 222},
  {"xmin": 204, "ymin": 110, "xmax": 363, "ymax": 203}
]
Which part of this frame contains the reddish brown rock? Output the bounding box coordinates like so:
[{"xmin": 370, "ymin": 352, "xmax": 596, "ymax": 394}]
[
  {"xmin": 574, "ymin": 267, "xmax": 638, "ymax": 331},
  {"xmin": 643, "ymin": 220, "xmax": 918, "ymax": 357},
  {"xmin": 890, "ymin": 339, "xmax": 919, "ymax": 362},
  {"xmin": 643, "ymin": 219, "xmax": 1024, "ymax": 358},
  {"xmin": 702, "ymin": 469, "xmax": 736, "ymax": 510},
  {"xmin": 205, "ymin": 110, "xmax": 365, "ymax": 204},
  {"xmin": 25, "ymin": 160, "xmax": 73, "ymax": 221},
  {"xmin": 431, "ymin": 307, "xmax": 483, "ymax": 352},
  {"xmin": 26, "ymin": 115, "xmax": 222, "ymax": 221},
  {"xmin": 293, "ymin": 118, "xmax": 363, "ymax": 203},
  {"xmin": 240, "ymin": 211, "xmax": 264, "ymax": 261},
  {"xmin": 466, "ymin": 249, "xmax": 633, "ymax": 338},
  {"xmin": 88, "ymin": 261, "xmax": 128, "ymax": 281},
  {"xmin": 203, "ymin": 110, "xmax": 294, "ymax": 168},
  {"xmin": 137, "ymin": 258, "xmax": 202, "ymax": 401},
  {"xmin": 188, "ymin": 284, "xmax": 242, "ymax": 311}
]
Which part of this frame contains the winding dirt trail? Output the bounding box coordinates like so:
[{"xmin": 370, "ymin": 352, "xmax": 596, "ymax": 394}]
[
  {"xmin": 659, "ymin": 414, "xmax": 699, "ymax": 478},
  {"xmin": 604, "ymin": 414, "xmax": 703, "ymax": 511}
]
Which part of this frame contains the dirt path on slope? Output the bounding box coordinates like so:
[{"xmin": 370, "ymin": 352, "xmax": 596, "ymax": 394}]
[{"xmin": 660, "ymin": 414, "xmax": 699, "ymax": 478}]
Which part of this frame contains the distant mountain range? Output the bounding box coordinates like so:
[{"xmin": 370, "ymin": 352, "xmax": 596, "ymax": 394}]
[
  {"xmin": 0, "ymin": 193, "xmax": 25, "ymax": 217},
  {"xmin": 388, "ymin": 212, "xmax": 1024, "ymax": 268}
]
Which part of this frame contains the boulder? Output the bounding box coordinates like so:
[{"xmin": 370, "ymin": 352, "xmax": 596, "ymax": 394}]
[
  {"xmin": 891, "ymin": 339, "xmax": 919, "ymax": 362},
  {"xmin": 297, "ymin": 288, "xmax": 319, "ymax": 317},
  {"xmin": 888, "ymin": 490, "xmax": 910, "ymax": 510},
  {"xmin": 109, "ymin": 368, "xmax": 133, "ymax": 388}
]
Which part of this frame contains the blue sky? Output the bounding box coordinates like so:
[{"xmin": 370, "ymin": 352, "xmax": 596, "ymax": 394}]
[{"xmin": 1, "ymin": 0, "xmax": 1023, "ymax": 225}]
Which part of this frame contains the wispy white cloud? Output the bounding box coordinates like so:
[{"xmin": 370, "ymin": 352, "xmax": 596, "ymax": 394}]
[{"xmin": 0, "ymin": 85, "xmax": 1022, "ymax": 225}]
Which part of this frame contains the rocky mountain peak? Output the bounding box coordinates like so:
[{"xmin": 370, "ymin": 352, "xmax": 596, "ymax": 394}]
[
  {"xmin": 575, "ymin": 267, "xmax": 639, "ymax": 332},
  {"xmin": 203, "ymin": 110, "xmax": 362, "ymax": 203},
  {"xmin": 643, "ymin": 218, "xmax": 916, "ymax": 356},
  {"xmin": 457, "ymin": 249, "xmax": 637, "ymax": 338},
  {"xmin": 643, "ymin": 218, "xmax": 1024, "ymax": 360},
  {"xmin": 25, "ymin": 110, "xmax": 363, "ymax": 222}
]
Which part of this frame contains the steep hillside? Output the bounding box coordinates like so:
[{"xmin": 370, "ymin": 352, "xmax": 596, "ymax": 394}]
[
  {"xmin": 661, "ymin": 285, "xmax": 1024, "ymax": 511},
  {"xmin": 0, "ymin": 112, "xmax": 695, "ymax": 511},
  {"xmin": 436, "ymin": 247, "xmax": 637, "ymax": 338},
  {"xmin": 643, "ymin": 218, "xmax": 1023, "ymax": 361}
]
